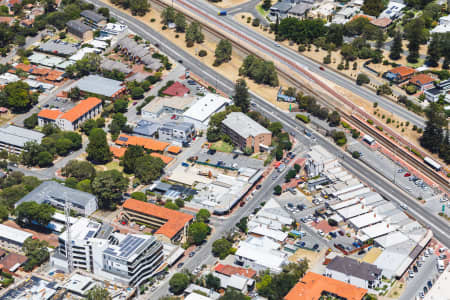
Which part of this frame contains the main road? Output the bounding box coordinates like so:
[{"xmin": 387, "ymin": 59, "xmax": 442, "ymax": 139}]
[{"xmin": 169, "ymin": 0, "xmax": 425, "ymax": 128}]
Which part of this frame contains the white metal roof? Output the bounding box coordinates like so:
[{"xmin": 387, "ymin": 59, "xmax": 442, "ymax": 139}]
[
  {"xmin": 337, "ymin": 203, "xmax": 371, "ymax": 219},
  {"xmin": 360, "ymin": 222, "xmax": 397, "ymax": 239},
  {"xmin": 374, "ymin": 231, "xmax": 409, "ymax": 248},
  {"xmin": 249, "ymin": 224, "xmax": 288, "ymax": 242},
  {"xmin": 183, "ymin": 93, "xmax": 231, "ymax": 123},
  {"xmin": 349, "ymin": 212, "xmax": 383, "ymax": 229},
  {"xmin": 0, "ymin": 224, "xmax": 32, "ymax": 244},
  {"xmin": 338, "ymin": 187, "xmax": 371, "ymax": 201}
]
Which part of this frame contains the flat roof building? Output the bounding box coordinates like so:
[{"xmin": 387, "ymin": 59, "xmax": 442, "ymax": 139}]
[
  {"xmin": 183, "ymin": 93, "xmax": 231, "ymax": 129},
  {"xmin": 122, "ymin": 198, "xmax": 194, "ymax": 243},
  {"xmin": 15, "ymin": 181, "xmax": 98, "ymax": 216},
  {"xmin": 38, "ymin": 40, "xmax": 79, "ymax": 56},
  {"xmin": 0, "ymin": 125, "xmax": 45, "ymax": 153},
  {"xmin": 74, "ymin": 74, "xmax": 126, "ymax": 99},
  {"xmin": 142, "ymin": 96, "xmax": 195, "ymax": 119},
  {"xmin": 222, "ymin": 112, "xmax": 272, "ymax": 153},
  {"xmin": 158, "ymin": 121, "xmax": 195, "ymax": 146},
  {"xmin": 0, "ymin": 224, "xmax": 33, "ymax": 247}
]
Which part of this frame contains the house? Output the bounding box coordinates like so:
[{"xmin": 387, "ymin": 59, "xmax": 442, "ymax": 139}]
[
  {"xmin": 379, "ymin": 2, "xmax": 405, "ymax": 20},
  {"xmin": 80, "ymin": 10, "xmax": 107, "ymax": 28},
  {"xmin": 409, "ymin": 74, "xmax": 435, "ymax": 91},
  {"xmin": 287, "ymin": 3, "xmax": 312, "ymax": 19},
  {"xmin": 270, "ymin": 1, "xmax": 292, "ymax": 19},
  {"xmin": 162, "ymin": 81, "xmax": 190, "ymax": 97},
  {"xmin": 333, "ymin": 6, "xmax": 360, "ymax": 24},
  {"xmin": 38, "ymin": 40, "xmax": 79, "ymax": 57},
  {"xmin": 0, "ymin": 17, "xmax": 15, "ymax": 26},
  {"xmin": 66, "ymin": 20, "xmax": 93, "ymax": 41},
  {"xmin": 284, "ymin": 272, "xmax": 368, "ymax": 300},
  {"xmin": 424, "ymin": 87, "xmax": 444, "ymax": 103},
  {"xmin": 122, "ymin": 198, "xmax": 194, "ymax": 243},
  {"xmin": 308, "ymin": 1, "xmax": 336, "ymax": 19},
  {"xmin": 158, "ymin": 121, "xmax": 195, "ymax": 145},
  {"xmin": 370, "ymin": 17, "xmax": 392, "ymax": 29},
  {"xmin": 221, "ymin": 112, "xmax": 272, "ymax": 152},
  {"xmin": 133, "ymin": 120, "xmax": 160, "ymax": 138},
  {"xmin": 0, "ymin": 224, "xmax": 33, "ymax": 247},
  {"xmin": 0, "ymin": 252, "xmax": 28, "ymax": 272},
  {"xmin": 37, "ymin": 97, "xmax": 102, "ymax": 131},
  {"xmin": 213, "ymin": 264, "xmax": 256, "ymax": 293},
  {"xmin": 325, "ymin": 256, "xmax": 382, "ymax": 290},
  {"xmin": 116, "ymin": 36, "xmax": 162, "ymax": 69},
  {"xmin": 115, "ymin": 134, "xmax": 170, "ymax": 152},
  {"xmin": 15, "ymin": 181, "xmax": 98, "ymax": 216},
  {"xmin": 0, "ymin": 125, "xmax": 44, "ymax": 154},
  {"xmin": 437, "ymin": 79, "xmax": 450, "ymax": 91},
  {"xmin": 141, "ymin": 96, "xmax": 195, "ymax": 119},
  {"xmin": 100, "ymin": 59, "xmax": 132, "ymax": 74},
  {"xmin": 384, "ymin": 66, "xmax": 415, "ymax": 83},
  {"xmin": 183, "ymin": 93, "xmax": 231, "ymax": 129},
  {"xmin": 74, "ymin": 74, "xmax": 126, "ymax": 99}
]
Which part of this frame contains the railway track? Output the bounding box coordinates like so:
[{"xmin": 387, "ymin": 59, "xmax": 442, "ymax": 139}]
[{"xmin": 149, "ymin": 0, "xmax": 449, "ymax": 192}]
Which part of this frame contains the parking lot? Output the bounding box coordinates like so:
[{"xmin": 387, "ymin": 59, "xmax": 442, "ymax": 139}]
[
  {"xmin": 42, "ymin": 97, "xmax": 75, "ymax": 112},
  {"xmin": 197, "ymin": 150, "xmax": 265, "ymax": 170}
]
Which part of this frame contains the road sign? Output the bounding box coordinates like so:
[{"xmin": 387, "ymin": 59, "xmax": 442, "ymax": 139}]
[{"xmin": 443, "ymin": 205, "xmax": 446, "ymax": 213}]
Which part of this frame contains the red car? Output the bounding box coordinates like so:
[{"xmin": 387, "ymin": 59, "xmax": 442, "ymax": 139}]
[
  {"xmin": 319, "ymin": 66, "xmax": 325, "ymax": 71},
  {"xmin": 171, "ymin": 115, "xmax": 176, "ymax": 119},
  {"xmin": 404, "ymin": 173, "xmax": 411, "ymax": 177}
]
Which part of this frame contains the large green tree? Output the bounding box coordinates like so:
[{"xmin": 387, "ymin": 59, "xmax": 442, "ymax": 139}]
[
  {"xmin": 212, "ymin": 238, "xmax": 232, "ymax": 259},
  {"xmin": 427, "ymin": 34, "xmax": 441, "ymax": 67},
  {"xmin": 15, "ymin": 202, "xmax": 55, "ymax": 227},
  {"xmin": 0, "ymin": 81, "xmax": 38, "ymax": 112},
  {"xmin": 233, "ymin": 79, "xmax": 250, "ymax": 113},
  {"xmin": 87, "ymin": 286, "xmax": 111, "ymax": 300},
  {"xmin": 24, "ymin": 113, "xmax": 38, "ymax": 129},
  {"xmin": 129, "ymin": 0, "xmax": 150, "ymax": 16},
  {"xmin": 421, "ymin": 103, "xmax": 447, "ymax": 153},
  {"xmin": 123, "ymin": 145, "xmax": 145, "ymax": 174},
  {"xmin": 404, "ymin": 18, "xmax": 427, "ymax": 63},
  {"xmin": 188, "ymin": 221, "xmax": 209, "ymax": 245},
  {"xmin": 86, "ymin": 128, "xmax": 112, "ymax": 164},
  {"xmin": 185, "ymin": 22, "xmax": 204, "ymax": 47},
  {"xmin": 134, "ymin": 155, "xmax": 165, "ymax": 184},
  {"xmin": 22, "ymin": 237, "xmax": 49, "ymax": 271},
  {"xmin": 219, "ymin": 289, "xmax": 248, "ymax": 300},
  {"xmin": 61, "ymin": 160, "xmax": 96, "ymax": 181},
  {"xmin": 389, "ymin": 31, "xmax": 403, "ymax": 60},
  {"xmin": 92, "ymin": 170, "xmax": 129, "ymax": 209},
  {"xmin": 214, "ymin": 39, "xmax": 232, "ymax": 66},
  {"xmin": 361, "ymin": 0, "xmax": 385, "ymax": 17},
  {"xmin": 174, "ymin": 12, "xmax": 186, "ymax": 33},
  {"xmin": 161, "ymin": 7, "xmax": 176, "ymax": 25},
  {"xmin": 196, "ymin": 209, "xmax": 211, "ymax": 223},
  {"xmin": 169, "ymin": 273, "xmax": 190, "ymax": 295}
]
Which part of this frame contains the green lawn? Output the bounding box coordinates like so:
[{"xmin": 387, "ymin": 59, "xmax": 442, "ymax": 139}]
[
  {"xmin": 256, "ymin": 3, "xmax": 269, "ymax": 17},
  {"xmin": 210, "ymin": 141, "xmax": 234, "ymax": 153}
]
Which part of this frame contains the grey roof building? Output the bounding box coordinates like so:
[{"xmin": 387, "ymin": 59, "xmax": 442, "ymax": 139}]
[
  {"xmin": 81, "ymin": 10, "xmax": 107, "ymax": 25},
  {"xmin": 158, "ymin": 121, "xmax": 195, "ymax": 145},
  {"xmin": 222, "ymin": 112, "xmax": 271, "ymax": 139},
  {"xmin": 288, "ymin": 3, "xmax": 313, "ymax": 18},
  {"xmin": 133, "ymin": 120, "xmax": 160, "ymax": 137},
  {"xmin": 15, "ymin": 181, "xmax": 98, "ymax": 216},
  {"xmin": 100, "ymin": 59, "xmax": 132, "ymax": 74},
  {"xmin": 0, "ymin": 125, "xmax": 45, "ymax": 154},
  {"xmin": 66, "ymin": 20, "xmax": 92, "ymax": 37},
  {"xmin": 75, "ymin": 74, "xmax": 125, "ymax": 98},
  {"xmin": 117, "ymin": 37, "xmax": 163, "ymax": 69},
  {"xmin": 326, "ymin": 256, "xmax": 382, "ymax": 289},
  {"xmin": 38, "ymin": 40, "xmax": 79, "ymax": 56}
]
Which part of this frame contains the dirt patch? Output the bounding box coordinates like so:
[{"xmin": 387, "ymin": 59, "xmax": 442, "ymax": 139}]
[
  {"xmin": 3, "ymin": 220, "xmax": 59, "ymax": 248},
  {"xmin": 288, "ymin": 248, "xmax": 324, "ymax": 268}
]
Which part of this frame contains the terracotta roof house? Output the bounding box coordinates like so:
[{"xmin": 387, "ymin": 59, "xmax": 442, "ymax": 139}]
[
  {"xmin": 409, "ymin": 74, "xmax": 435, "ymax": 90},
  {"xmin": 0, "ymin": 17, "xmax": 14, "ymax": 26},
  {"xmin": 115, "ymin": 134, "xmax": 169, "ymax": 152},
  {"xmin": 150, "ymin": 152, "xmax": 174, "ymax": 164},
  {"xmin": 385, "ymin": 66, "xmax": 415, "ymax": 83},
  {"xmin": 110, "ymin": 146, "xmax": 126, "ymax": 158},
  {"xmin": 37, "ymin": 97, "xmax": 102, "ymax": 131},
  {"xmin": 0, "ymin": 252, "xmax": 28, "ymax": 272},
  {"xmin": 214, "ymin": 264, "xmax": 257, "ymax": 278},
  {"xmin": 284, "ymin": 272, "xmax": 368, "ymax": 300},
  {"xmin": 122, "ymin": 198, "xmax": 194, "ymax": 243},
  {"xmin": 370, "ymin": 17, "xmax": 392, "ymax": 28},
  {"xmin": 163, "ymin": 81, "xmax": 190, "ymax": 97}
]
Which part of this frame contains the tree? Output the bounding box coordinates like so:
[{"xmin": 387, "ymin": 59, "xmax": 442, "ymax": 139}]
[
  {"xmin": 188, "ymin": 222, "xmax": 209, "ymax": 245},
  {"xmin": 164, "ymin": 200, "xmax": 179, "ymax": 210},
  {"xmin": 114, "ymin": 98, "xmax": 128, "ymax": 113},
  {"xmin": 68, "ymin": 87, "xmax": 81, "ymax": 101},
  {"xmin": 129, "ymin": 0, "xmax": 150, "ymax": 16},
  {"xmin": 169, "ymin": 273, "xmax": 190, "ymax": 295},
  {"xmin": 404, "ymin": 18, "xmax": 427, "ymax": 63},
  {"xmin": 236, "ymin": 217, "xmax": 248, "ymax": 233},
  {"xmin": 131, "ymin": 86, "xmax": 144, "ymax": 99},
  {"xmin": 421, "ymin": 103, "xmax": 447, "ymax": 153},
  {"xmin": 185, "ymin": 22, "xmax": 204, "ymax": 46},
  {"xmin": 427, "ymin": 34, "xmax": 441, "ymax": 67},
  {"xmin": 328, "ymin": 111, "xmax": 341, "ymax": 127},
  {"xmin": 0, "ymin": 81, "xmax": 37, "ymax": 113},
  {"xmin": 352, "ymin": 151, "xmax": 361, "ymax": 159},
  {"xmin": 97, "ymin": 7, "xmax": 110, "ymax": 19},
  {"xmin": 361, "ymin": 0, "xmax": 384, "ymax": 17},
  {"xmin": 262, "ymin": 0, "xmax": 271, "ymax": 10},
  {"xmin": 196, "ymin": 208, "xmax": 211, "ymax": 223},
  {"xmin": 274, "ymin": 185, "xmax": 282, "ymax": 195},
  {"xmin": 214, "ymin": 39, "xmax": 232, "ymax": 66},
  {"xmin": 233, "ymin": 79, "xmax": 250, "ymax": 112},
  {"xmin": 377, "ymin": 83, "xmax": 392, "ymax": 95},
  {"xmin": 65, "ymin": 53, "xmax": 101, "ymax": 78},
  {"xmin": 92, "ymin": 170, "xmax": 129, "ymax": 210},
  {"xmin": 174, "ymin": 12, "xmax": 186, "ymax": 32},
  {"xmin": 24, "ymin": 113, "xmax": 38, "ymax": 129},
  {"xmin": 205, "ymin": 273, "xmax": 221, "ymax": 290},
  {"xmin": 37, "ymin": 151, "xmax": 53, "ymax": 167},
  {"xmin": 134, "ymin": 155, "xmax": 165, "ymax": 184},
  {"xmin": 55, "ymin": 138, "xmax": 73, "ymax": 156},
  {"xmin": 0, "ymin": 205, "xmax": 8, "ymax": 221},
  {"xmin": 123, "ymin": 145, "xmax": 145, "ymax": 174},
  {"xmin": 219, "ymin": 289, "xmax": 248, "ymax": 300},
  {"xmin": 356, "ymin": 73, "xmax": 370, "ymax": 85},
  {"xmin": 15, "ymin": 202, "xmax": 55, "ymax": 226},
  {"xmin": 268, "ymin": 122, "xmax": 283, "ymax": 136},
  {"xmin": 22, "ymin": 237, "xmax": 49, "ymax": 271},
  {"xmin": 76, "ymin": 179, "xmax": 92, "ymax": 193},
  {"xmin": 239, "ymin": 55, "xmax": 279, "ymax": 86},
  {"xmin": 86, "ymin": 128, "xmax": 112, "ymax": 164},
  {"xmin": 131, "ymin": 191, "xmax": 146, "ymax": 201},
  {"xmin": 62, "ymin": 160, "xmax": 96, "ymax": 181},
  {"xmin": 326, "ymin": 24, "xmax": 344, "ymax": 47},
  {"xmin": 161, "ymin": 7, "xmax": 176, "ymax": 25},
  {"xmin": 389, "ymin": 31, "xmax": 402, "ymax": 60},
  {"xmin": 87, "ymin": 286, "xmax": 111, "ymax": 300},
  {"xmin": 212, "ymin": 238, "xmax": 232, "ymax": 259}
]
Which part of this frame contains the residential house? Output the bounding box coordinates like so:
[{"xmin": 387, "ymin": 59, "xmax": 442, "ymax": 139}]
[
  {"xmin": 333, "ymin": 6, "xmax": 360, "ymax": 24},
  {"xmin": 325, "ymin": 256, "xmax": 382, "ymax": 290},
  {"xmin": 379, "ymin": 2, "xmax": 405, "ymax": 20},
  {"xmin": 384, "ymin": 66, "xmax": 415, "ymax": 83},
  {"xmin": 270, "ymin": 1, "xmax": 293, "ymax": 19},
  {"xmin": 100, "ymin": 58, "xmax": 132, "ymax": 74},
  {"xmin": 122, "ymin": 198, "xmax": 194, "ymax": 243},
  {"xmin": 37, "ymin": 97, "xmax": 102, "ymax": 131},
  {"xmin": 158, "ymin": 121, "xmax": 195, "ymax": 145},
  {"xmin": 66, "ymin": 20, "xmax": 93, "ymax": 41},
  {"xmin": 308, "ymin": 1, "xmax": 335, "ymax": 19},
  {"xmin": 370, "ymin": 17, "xmax": 392, "ymax": 29},
  {"xmin": 431, "ymin": 15, "xmax": 450, "ymax": 34},
  {"xmin": 162, "ymin": 81, "xmax": 190, "ymax": 97},
  {"xmin": 221, "ymin": 112, "xmax": 272, "ymax": 152},
  {"xmin": 213, "ymin": 264, "xmax": 256, "ymax": 293},
  {"xmin": 116, "ymin": 36, "xmax": 163, "ymax": 70},
  {"xmin": 424, "ymin": 87, "xmax": 444, "ymax": 103},
  {"xmin": 133, "ymin": 120, "xmax": 160, "ymax": 138},
  {"xmin": 80, "ymin": 10, "xmax": 107, "ymax": 28},
  {"xmin": 15, "ymin": 181, "xmax": 98, "ymax": 216},
  {"xmin": 115, "ymin": 134, "xmax": 170, "ymax": 152},
  {"xmin": 409, "ymin": 74, "xmax": 435, "ymax": 91},
  {"xmin": 284, "ymin": 272, "xmax": 368, "ymax": 300},
  {"xmin": 141, "ymin": 96, "xmax": 195, "ymax": 119},
  {"xmin": 0, "ymin": 17, "xmax": 15, "ymax": 26},
  {"xmin": 287, "ymin": 3, "xmax": 312, "ymax": 19}
]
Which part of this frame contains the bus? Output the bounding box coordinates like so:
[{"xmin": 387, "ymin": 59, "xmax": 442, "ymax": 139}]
[{"xmin": 424, "ymin": 156, "xmax": 442, "ymax": 171}]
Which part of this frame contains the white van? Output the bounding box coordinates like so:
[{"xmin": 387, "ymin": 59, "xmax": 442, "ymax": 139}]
[{"xmin": 437, "ymin": 259, "xmax": 445, "ymax": 272}]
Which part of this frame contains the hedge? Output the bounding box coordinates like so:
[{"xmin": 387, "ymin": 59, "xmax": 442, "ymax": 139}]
[{"xmin": 296, "ymin": 114, "xmax": 310, "ymax": 123}]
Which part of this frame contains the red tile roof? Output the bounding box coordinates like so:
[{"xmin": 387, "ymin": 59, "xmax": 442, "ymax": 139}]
[
  {"xmin": 162, "ymin": 81, "xmax": 190, "ymax": 97},
  {"xmin": 167, "ymin": 145, "xmax": 181, "ymax": 154},
  {"xmin": 14, "ymin": 63, "xmax": 34, "ymax": 73},
  {"xmin": 123, "ymin": 198, "xmax": 193, "ymax": 239},
  {"xmin": 214, "ymin": 264, "xmax": 257, "ymax": 278},
  {"xmin": 0, "ymin": 17, "xmax": 14, "ymax": 25},
  {"xmin": 60, "ymin": 97, "xmax": 102, "ymax": 123},
  {"xmin": 389, "ymin": 66, "xmax": 415, "ymax": 77},
  {"xmin": 410, "ymin": 74, "xmax": 435, "ymax": 86},
  {"xmin": 110, "ymin": 146, "xmax": 126, "ymax": 158},
  {"xmin": 150, "ymin": 152, "xmax": 174, "ymax": 164},
  {"xmin": 38, "ymin": 109, "xmax": 62, "ymax": 120},
  {"xmin": 31, "ymin": 67, "xmax": 50, "ymax": 76},
  {"xmin": 370, "ymin": 17, "xmax": 392, "ymax": 28},
  {"xmin": 115, "ymin": 134, "xmax": 169, "ymax": 152},
  {"xmin": 284, "ymin": 272, "xmax": 367, "ymax": 300},
  {"xmin": 44, "ymin": 70, "xmax": 64, "ymax": 81},
  {"xmin": 0, "ymin": 253, "xmax": 28, "ymax": 271}
]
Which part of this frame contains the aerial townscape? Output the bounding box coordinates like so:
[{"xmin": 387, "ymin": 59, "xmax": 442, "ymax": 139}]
[{"xmin": 0, "ymin": 0, "xmax": 448, "ymax": 299}]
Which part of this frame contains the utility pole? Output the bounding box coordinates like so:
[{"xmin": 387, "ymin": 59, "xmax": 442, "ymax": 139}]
[{"xmin": 65, "ymin": 197, "xmax": 74, "ymax": 274}]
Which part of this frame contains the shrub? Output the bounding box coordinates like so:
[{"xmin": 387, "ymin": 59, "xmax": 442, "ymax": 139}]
[
  {"xmin": 341, "ymin": 121, "xmax": 350, "ymax": 129},
  {"xmin": 328, "ymin": 218, "xmax": 338, "ymax": 226},
  {"xmin": 352, "ymin": 151, "xmax": 361, "ymax": 159},
  {"xmin": 198, "ymin": 50, "xmax": 207, "ymax": 57},
  {"xmin": 337, "ymin": 63, "xmax": 344, "ymax": 70},
  {"xmin": 296, "ymin": 114, "xmax": 310, "ymax": 123},
  {"xmin": 405, "ymin": 84, "xmax": 417, "ymax": 95},
  {"xmin": 417, "ymin": 128, "xmax": 423, "ymax": 133},
  {"xmin": 356, "ymin": 73, "xmax": 370, "ymax": 85},
  {"xmin": 150, "ymin": 18, "xmax": 156, "ymax": 22},
  {"xmin": 252, "ymin": 18, "xmax": 260, "ymax": 27},
  {"xmin": 373, "ymin": 102, "xmax": 378, "ymax": 108},
  {"xmin": 351, "ymin": 129, "xmax": 360, "ymax": 139},
  {"xmin": 298, "ymin": 45, "xmax": 306, "ymax": 52},
  {"xmin": 376, "ymin": 125, "xmax": 383, "ymax": 131},
  {"xmin": 162, "ymin": 25, "xmax": 167, "ymax": 30},
  {"xmin": 367, "ymin": 119, "xmax": 374, "ymax": 125}
]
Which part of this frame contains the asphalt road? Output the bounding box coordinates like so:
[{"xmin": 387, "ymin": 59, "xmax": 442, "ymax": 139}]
[{"xmin": 172, "ymin": 0, "xmax": 425, "ymax": 128}]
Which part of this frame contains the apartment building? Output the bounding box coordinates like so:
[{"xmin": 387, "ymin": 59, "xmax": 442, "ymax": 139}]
[
  {"xmin": 158, "ymin": 121, "xmax": 195, "ymax": 145},
  {"xmin": 221, "ymin": 112, "xmax": 272, "ymax": 153},
  {"xmin": 0, "ymin": 125, "xmax": 44, "ymax": 154},
  {"xmin": 38, "ymin": 97, "xmax": 102, "ymax": 131}
]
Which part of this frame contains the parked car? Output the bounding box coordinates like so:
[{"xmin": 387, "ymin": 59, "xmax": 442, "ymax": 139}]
[
  {"xmin": 177, "ymin": 263, "xmax": 184, "ymax": 268},
  {"xmin": 338, "ymin": 230, "xmax": 345, "ymax": 236},
  {"xmin": 404, "ymin": 172, "xmax": 411, "ymax": 177},
  {"xmin": 313, "ymin": 244, "xmax": 319, "ymax": 250},
  {"xmin": 358, "ymin": 249, "xmax": 366, "ymax": 255},
  {"xmin": 189, "ymin": 252, "xmax": 195, "ymax": 257}
]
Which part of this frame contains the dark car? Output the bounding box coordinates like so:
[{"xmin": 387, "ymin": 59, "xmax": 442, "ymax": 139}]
[
  {"xmin": 189, "ymin": 252, "xmax": 195, "ymax": 257},
  {"xmin": 207, "ymin": 149, "xmax": 216, "ymax": 155},
  {"xmin": 427, "ymin": 280, "xmax": 432, "ymax": 288},
  {"xmin": 177, "ymin": 262, "xmax": 184, "ymax": 268},
  {"xmin": 413, "ymin": 265, "xmax": 418, "ymax": 272},
  {"xmin": 358, "ymin": 249, "xmax": 366, "ymax": 255},
  {"xmin": 329, "ymin": 232, "xmax": 337, "ymax": 238},
  {"xmin": 313, "ymin": 244, "xmax": 319, "ymax": 250},
  {"xmin": 319, "ymin": 66, "xmax": 325, "ymax": 71},
  {"xmin": 338, "ymin": 230, "xmax": 345, "ymax": 236},
  {"xmin": 297, "ymin": 204, "xmax": 305, "ymax": 211},
  {"xmin": 256, "ymin": 184, "xmax": 262, "ymax": 190}
]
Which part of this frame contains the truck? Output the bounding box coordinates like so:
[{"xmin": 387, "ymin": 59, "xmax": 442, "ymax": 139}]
[
  {"xmin": 218, "ymin": 10, "xmax": 227, "ymax": 16},
  {"xmin": 437, "ymin": 259, "xmax": 445, "ymax": 272}
]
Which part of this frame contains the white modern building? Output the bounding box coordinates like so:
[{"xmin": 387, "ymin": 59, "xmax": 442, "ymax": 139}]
[
  {"xmin": 183, "ymin": 93, "xmax": 231, "ymax": 129},
  {"xmin": 141, "ymin": 96, "xmax": 195, "ymax": 119},
  {"xmin": 0, "ymin": 224, "xmax": 33, "ymax": 247},
  {"xmin": 158, "ymin": 121, "xmax": 196, "ymax": 145},
  {"xmin": 305, "ymin": 145, "xmax": 339, "ymax": 177}
]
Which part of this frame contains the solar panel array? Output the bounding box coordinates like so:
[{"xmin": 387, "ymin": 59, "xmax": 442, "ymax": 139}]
[
  {"xmin": 103, "ymin": 235, "xmax": 146, "ymax": 259},
  {"xmin": 118, "ymin": 136, "xmax": 129, "ymax": 142},
  {"xmin": 84, "ymin": 230, "xmax": 95, "ymax": 240}
]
